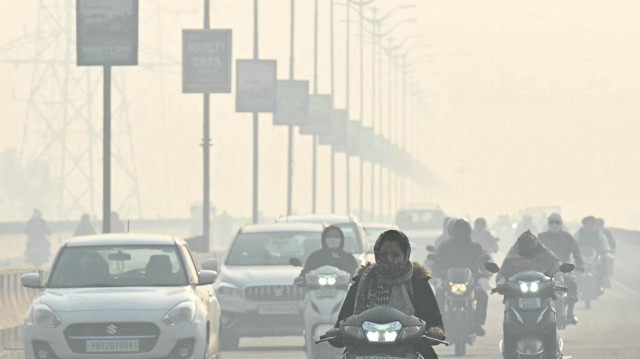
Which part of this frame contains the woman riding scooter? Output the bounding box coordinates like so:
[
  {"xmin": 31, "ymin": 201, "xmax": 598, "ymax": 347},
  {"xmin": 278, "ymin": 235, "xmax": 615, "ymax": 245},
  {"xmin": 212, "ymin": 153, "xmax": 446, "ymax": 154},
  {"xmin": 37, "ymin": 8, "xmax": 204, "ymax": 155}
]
[{"xmin": 327, "ymin": 229, "xmax": 446, "ymax": 359}]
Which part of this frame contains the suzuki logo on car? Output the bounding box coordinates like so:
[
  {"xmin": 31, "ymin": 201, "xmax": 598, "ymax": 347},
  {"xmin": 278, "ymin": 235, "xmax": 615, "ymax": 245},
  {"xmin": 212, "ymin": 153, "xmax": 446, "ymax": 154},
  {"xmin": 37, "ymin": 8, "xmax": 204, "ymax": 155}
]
[
  {"xmin": 274, "ymin": 287, "xmax": 284, "ymax": 297},
  {"xmin": 106, "ymin": 324, "xmax": 118, "ymax": 335}
]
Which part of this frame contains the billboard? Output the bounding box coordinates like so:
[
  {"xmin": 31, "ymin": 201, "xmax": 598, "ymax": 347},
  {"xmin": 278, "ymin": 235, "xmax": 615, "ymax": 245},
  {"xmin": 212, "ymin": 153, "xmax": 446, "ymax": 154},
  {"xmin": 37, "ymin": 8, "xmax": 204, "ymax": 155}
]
[
  {"xmin": 77, "ymin": 0, "xmax": 139, "ymax": 66},
  {"xmin": 236, "ymin": 60, "xmax": 277, "ymax": 113},
  {"xmin": 274, "ymin": 80, "xmax": 309, "ymax": 126},
  {"xmin": 319, "ymin": 109, "xmax": 348, "ymax": 146},
  {"xmin": 182, "ymin": 29, "xmax": 232, "ymax": 93},
  {"xmin": 300, "ymin": 95, "xmax": 332, "ymax": 135}
]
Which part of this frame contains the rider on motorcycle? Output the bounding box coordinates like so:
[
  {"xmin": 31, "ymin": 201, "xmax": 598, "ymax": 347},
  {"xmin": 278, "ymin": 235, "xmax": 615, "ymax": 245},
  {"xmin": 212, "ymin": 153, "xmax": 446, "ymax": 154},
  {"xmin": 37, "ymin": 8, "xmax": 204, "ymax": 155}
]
[
  {"xmin": 574, "ymin": 216, "xmax": 611, "ymax": 288},
  {"xmin": 328, "ymin": 229, "xmax": 445, "ymax": 359},
  {"xmin": 537, "ymin": 213, "xmax": 584, "ymax": 325},
  {"xmin": 471, "ymin": 217, "xmax": 499, "ymax": 254},
  {"xmin": 497, "ymin": 231, "xmax": 562, "ymax": 359},
  {"xmin": 298, "ymin": 225, "xmax": 358, "ymax": 279},
  {"xmin": 434, "ymin": 219, "xmax": 489, "ymax": 336}
]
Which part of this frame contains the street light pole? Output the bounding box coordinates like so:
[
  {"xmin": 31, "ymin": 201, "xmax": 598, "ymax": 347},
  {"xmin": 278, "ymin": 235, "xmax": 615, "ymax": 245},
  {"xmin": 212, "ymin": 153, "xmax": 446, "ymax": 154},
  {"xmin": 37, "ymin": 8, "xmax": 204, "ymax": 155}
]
[
  {"xmin": 370, "ymin": 7, "xmax": 377, "ymax": 221},
  {"xmin": 202, "ymin": 0, "xmax": 212, "ymax": 249},
  {"xmin": 286, "ymin": 0, "xmax": 295, "ymax": 216},
  {"xmin": 252, "ymin": 0, "xmax": 259, "ymax": 224},
  {"xmin": 312, "ymin": 0, "xmax": 318, "ymax": 214},
  {"xmin": 330, "ymin": 0, "xmax": 336, "ymax": 214}
]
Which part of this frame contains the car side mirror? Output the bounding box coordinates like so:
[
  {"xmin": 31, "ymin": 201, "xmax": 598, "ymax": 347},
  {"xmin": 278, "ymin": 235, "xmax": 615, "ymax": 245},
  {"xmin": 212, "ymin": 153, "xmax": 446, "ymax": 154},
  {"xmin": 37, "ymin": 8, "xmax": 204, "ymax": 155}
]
[
  {"xmin": 201, "ymin": 258, "xmax": 218, "ymax": 271},
  {"xmin": 21, "ymin": 273, "xmax": 42, "ymax": 288},
  {"xmin": 289, "ymin": 257, "xmax": 303, "ymax": 267},
  {"xmin": 426, "ymin": 245, "xmax": 437, "ymax": 252},
  {"xmin": 559, "ymin": 263, "xmax": 575, "ymax": 273},
  {"xmin": 198, "ymin": 270, "xmax": 217, "ymax": 285},
  {"xmin": 484, "ymin": 262, "xmax": 500, "ymax": 274}
]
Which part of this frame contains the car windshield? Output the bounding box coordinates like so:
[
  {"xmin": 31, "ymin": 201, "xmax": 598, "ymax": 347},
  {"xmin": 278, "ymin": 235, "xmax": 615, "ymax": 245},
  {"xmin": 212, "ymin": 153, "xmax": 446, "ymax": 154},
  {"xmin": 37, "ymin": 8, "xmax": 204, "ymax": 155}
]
[
  {"xmin": 48, "ymin": 245, "xmax": 188, "ymax": 288},
  {"xmin": 395, "ymin": 210, "xmax": 445, "ymax": 230},
  {"xmin": 364, "ymin": 226, "xmax": 393, "ymax": 242},
  {"xmin": 226, "ymin": 231, "xmax": 323, "ymax": 266}
]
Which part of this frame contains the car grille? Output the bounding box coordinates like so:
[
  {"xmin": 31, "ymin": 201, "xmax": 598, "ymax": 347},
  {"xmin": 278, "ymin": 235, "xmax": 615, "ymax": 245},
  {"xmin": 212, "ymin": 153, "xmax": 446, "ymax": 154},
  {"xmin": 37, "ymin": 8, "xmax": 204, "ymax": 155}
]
[
  {"xmin": 63, "ymin": 322, "xmax": 160, "ymax": 353},
  {"xmin": 244, "ymin": 285, "xmax": 305, "ymax": 301}
]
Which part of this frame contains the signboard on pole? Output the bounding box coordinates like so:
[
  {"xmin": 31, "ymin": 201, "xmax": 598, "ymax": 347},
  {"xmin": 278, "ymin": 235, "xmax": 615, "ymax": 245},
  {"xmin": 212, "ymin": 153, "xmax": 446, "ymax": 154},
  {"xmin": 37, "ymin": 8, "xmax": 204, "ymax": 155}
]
[
  {"xmin": 236, "ymin": 59, "xmax": 277, "ymax": 113},
  {"xmin": 358, "ymin": 126, "xmax": 374, "ymax": 160},
  {"xmin": 182, "ymin": 29, "xmax": 232, "ymax": 93},
  {"xmin": 335, "ymin": 120, "xmax": 360, "ymax": 154},
  {"xmin": 300, "ymin": 95, "xmax": 332, "ymax": 135},
  {"xmin": 77, "ymin": 0, "xmax": 139, "ymax": 66},
  {"xmin": 319, "ymin": 109, "xmax": 347, "ymax": 146},
  {"xmin": 274, "ymin": 80, "xmax": 309, "ymax": 125}
]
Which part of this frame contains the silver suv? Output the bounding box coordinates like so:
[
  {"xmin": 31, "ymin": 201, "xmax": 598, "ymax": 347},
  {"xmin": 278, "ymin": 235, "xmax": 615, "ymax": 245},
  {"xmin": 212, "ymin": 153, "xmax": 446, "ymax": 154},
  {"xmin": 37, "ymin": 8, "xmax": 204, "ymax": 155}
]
[{"xmin": 214, "ymin": 222, "xmax": 326, "ymax": 349}]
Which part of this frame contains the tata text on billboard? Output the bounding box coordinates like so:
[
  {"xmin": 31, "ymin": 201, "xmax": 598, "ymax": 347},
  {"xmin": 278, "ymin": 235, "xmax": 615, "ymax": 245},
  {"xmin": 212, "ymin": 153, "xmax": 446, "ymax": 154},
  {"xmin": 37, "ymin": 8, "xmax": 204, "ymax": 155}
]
[
  {"xmin": 274, "ymin": 80, "xmax": 309, "ymax": 126},
  {"xmin": 182, "ymin": 29, "xmax": 232, "ymax": 93},
  {"xmin": 77, "ymin": 0, "xmax": 138, "ymax": 66},
  {"xmin": 236, "ymin": 60, "xmax": 277, "ymax": 113}
]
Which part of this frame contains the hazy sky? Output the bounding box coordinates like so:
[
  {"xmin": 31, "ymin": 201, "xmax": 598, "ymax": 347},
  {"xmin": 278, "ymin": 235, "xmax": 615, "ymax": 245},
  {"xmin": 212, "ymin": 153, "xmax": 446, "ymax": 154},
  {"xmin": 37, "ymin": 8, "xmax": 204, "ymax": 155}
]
[{"xmin": 1, "ymin": 0, "xmax": 639, "ymax": 229}]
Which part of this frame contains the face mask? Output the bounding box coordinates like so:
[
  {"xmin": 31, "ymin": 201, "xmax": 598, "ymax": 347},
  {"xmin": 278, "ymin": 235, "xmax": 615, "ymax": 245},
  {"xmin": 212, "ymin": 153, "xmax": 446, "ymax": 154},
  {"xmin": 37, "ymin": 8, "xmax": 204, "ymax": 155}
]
[
  {"xmin": 325, "ymin": 236, "xmax": 341, "ymax": 250},
  {"xmin": 549, "ymin": 223, "xmax": 562, "ymax": 233}
]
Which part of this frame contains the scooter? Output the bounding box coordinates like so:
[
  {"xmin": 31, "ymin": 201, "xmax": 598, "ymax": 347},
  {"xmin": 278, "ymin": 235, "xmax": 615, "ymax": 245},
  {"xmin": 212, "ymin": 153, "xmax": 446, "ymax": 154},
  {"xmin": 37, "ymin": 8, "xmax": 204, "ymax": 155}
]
[
  {"xmin": 317, "ymin": 306, "xmax": 449, "ymax": 359},
  {"xmin": 484, "ymin": 262, "xmax": 575, "ymax": 359},
  {"xmin": 291, "ymin": 259, "xmax": 351, "ymax": 359}
]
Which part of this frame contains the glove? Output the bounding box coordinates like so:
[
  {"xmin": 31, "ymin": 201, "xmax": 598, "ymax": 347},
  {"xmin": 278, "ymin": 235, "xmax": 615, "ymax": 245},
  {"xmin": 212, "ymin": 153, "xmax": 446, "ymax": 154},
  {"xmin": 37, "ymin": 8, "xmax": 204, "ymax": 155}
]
[
  {"xmin": 493, "ymin": 283, "xmax": 507, "ymax": 294},
  {"xmin": 424, "ymin": 327, "xmax": 445, "ymax": 345},
  {"xmin": 293, "ymin": 274, "xmax": 306, "ymax": 286},
  {"xmin": 325, "ymin": 327, "xmax": 344, "ymax": 348}
]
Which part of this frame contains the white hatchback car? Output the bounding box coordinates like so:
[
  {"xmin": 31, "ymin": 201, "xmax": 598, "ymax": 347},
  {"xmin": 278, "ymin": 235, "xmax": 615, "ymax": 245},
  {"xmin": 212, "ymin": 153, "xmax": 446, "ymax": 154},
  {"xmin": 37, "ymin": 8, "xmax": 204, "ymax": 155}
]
[{"xmin": 20, "ymin": 233, "xmax": 221, "ymax": 359}]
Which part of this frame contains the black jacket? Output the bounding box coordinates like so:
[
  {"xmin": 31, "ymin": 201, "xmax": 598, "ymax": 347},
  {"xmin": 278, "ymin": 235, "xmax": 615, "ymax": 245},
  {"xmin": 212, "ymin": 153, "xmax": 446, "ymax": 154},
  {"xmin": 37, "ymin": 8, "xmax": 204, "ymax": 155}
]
[
  {"xmin": 538, "ymin": 230, "xmax": 583, "ymax": 267},
  {"xmin": 300, "ymin": 228, "xmax": 358, "ymax": 276},
  {"xmin": 332, "ymin": 262, "xmax": 443, "ymax": 359},
  {"xmin": 434, "ymin": 236, "xmax": 486, "ymax": 277}
]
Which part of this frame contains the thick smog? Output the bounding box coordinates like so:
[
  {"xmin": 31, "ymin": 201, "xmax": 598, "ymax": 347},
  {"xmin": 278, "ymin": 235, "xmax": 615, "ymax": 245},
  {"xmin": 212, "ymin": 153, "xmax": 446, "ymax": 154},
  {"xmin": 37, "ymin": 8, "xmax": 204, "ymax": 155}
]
[{"xmin": 1, "ymin": 1, "xmax": 639, "ymax": 359}]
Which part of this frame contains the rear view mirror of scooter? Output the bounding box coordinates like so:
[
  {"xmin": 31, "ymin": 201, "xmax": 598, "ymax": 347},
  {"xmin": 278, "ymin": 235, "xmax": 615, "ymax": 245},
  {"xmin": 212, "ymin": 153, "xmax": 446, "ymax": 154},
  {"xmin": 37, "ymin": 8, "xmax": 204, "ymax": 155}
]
[{"xmin": 484, "ymin": 262, "xmax": 500, "ymax": 274}]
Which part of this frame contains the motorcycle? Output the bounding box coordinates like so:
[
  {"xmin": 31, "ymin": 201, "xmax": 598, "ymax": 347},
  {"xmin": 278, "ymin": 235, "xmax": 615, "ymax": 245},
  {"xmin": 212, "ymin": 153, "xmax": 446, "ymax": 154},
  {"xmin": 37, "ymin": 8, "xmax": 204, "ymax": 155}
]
[
  {"xmin": 317, "ymin": 306, "xmax": 449, "ymax": 359},
  {"xmin": 291, "ymin": 259, "xmax": 351, "ymax": 359},
  {"xmin": 484, "ymin": 262, "xmax": 575, "ymax": 359},
  {"xmin": 427, "ymin": 249, "xmax": 492, "ymax": 356},
  {"xmin": 577, "ymin": 248, "xmax": 604, "ymax": 309}
]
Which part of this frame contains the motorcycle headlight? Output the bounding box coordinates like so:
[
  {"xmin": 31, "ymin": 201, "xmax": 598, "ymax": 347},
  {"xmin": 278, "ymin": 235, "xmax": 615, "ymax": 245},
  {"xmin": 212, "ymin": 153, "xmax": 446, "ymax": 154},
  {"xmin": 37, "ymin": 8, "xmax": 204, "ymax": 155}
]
[
  {"xmin": 32, "ymin": 303, "xmax": 62, "ymax": 328},
  {"xmin": 518, "ymin": 280, "xmax": 540, "ymax": 293},
  {"xmin": 162, "ymin": 301, "xmax": 196, "ymax": 326},
  {"xmin": 362, "ymin": 321, "xmax": 402, "ymax": 343},
  {"xmin": 450, "ymin": 283, "xmax": 468, "ymax": 295}
]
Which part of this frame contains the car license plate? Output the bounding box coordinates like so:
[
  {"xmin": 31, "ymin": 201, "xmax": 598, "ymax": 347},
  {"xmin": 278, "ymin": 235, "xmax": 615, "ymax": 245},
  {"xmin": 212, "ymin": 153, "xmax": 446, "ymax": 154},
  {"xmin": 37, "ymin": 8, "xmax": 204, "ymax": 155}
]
[
  {"xmin": 258, "ymin": 304, "xmax": 299, "ymax": 315},
  {"xmin": 518, "ymin": 297, "xmax": 541, "ymax": 309},
  {"xmin": 86, "ymin": 339, "xmax": 139, "ymax": 353}
]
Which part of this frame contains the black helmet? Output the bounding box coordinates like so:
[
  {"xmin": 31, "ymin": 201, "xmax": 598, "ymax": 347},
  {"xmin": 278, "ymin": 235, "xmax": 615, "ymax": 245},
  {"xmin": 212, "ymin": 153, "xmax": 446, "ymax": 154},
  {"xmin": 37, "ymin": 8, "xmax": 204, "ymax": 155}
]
[{"xmin": 451, "ymin": 219, "xmax": 472, "ymax": 242}]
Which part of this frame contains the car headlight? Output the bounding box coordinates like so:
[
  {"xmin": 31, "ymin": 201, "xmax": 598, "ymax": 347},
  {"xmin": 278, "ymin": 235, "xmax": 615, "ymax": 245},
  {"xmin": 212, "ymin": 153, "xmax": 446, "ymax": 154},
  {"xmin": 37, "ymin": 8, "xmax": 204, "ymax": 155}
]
[
  {"xmin": 518, "ymin": 280, "xmax": 540, "ymax": 293},
  {"xmin": 215, "ymin": 283, "xmax": 244, "ymax": 297},
  {"xmin": 162, "ymin": 301, "xmax": 196, "ymax": 326},
  {"xmin": 450, "ymin": 283, "xmax": 467, "ymax": 295},
  {"xmin": 32, "ymin": 303, "xmax": 62, "ymax": 328},
  {"xmin": 362, "ymin": 321, "xmax": 402, "ymax": 343}
]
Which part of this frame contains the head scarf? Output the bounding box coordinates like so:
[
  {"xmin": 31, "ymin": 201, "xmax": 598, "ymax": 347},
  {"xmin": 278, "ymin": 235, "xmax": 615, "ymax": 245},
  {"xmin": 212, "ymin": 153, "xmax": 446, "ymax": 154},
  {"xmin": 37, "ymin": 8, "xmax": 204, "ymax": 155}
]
[{"xmin": 354, "ymin": 230, "xmax": 414, "ymax": 315}]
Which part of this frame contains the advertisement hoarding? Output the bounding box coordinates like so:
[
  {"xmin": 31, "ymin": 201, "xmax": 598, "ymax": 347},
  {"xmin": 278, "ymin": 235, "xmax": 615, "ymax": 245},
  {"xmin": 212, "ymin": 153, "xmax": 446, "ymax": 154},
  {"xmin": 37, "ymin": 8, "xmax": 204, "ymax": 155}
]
[
  {"xmin": 236, "ymin": 59, "xmax": 277, "ymax": 113},
  {"xmin": 274, "ymin": 80, "xmax": 309, "ymax": 125},
  {"xmin": 77, "ymin": 0, "xmax": 139, "ymax": 66},
  {"xmin": 299, "ymin": 95, "xmax": 332, "ymax": 135},
  {"xmin": 182, "ymin": 29, "xmax": 232, "ymax": 93}
]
